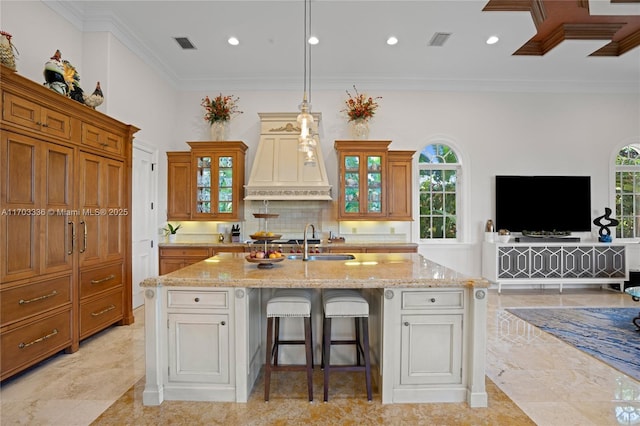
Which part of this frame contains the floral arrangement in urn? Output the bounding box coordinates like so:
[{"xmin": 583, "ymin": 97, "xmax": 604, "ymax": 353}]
[
  {"xmin": 201, "ymin": 93, "xmax": 243, "ymax": 123},
  {"xmin": 342, "ymin": 85, "xmax": 381, "ymax": 139},
  {"xmin": 201, "ymin": 93, "xmax": 243, "ymax": 140},
  {"xmin": 342, "ymin": 85, "xmax": 381, "ymax": 122}
]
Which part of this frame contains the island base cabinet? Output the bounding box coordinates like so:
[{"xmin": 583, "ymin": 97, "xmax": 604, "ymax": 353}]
[
  {"xmin": 400, "ymin": 314, "xmax": 462, "ymax": 386},
  {"xmin": 144, "ymin": 287, "xmax": 258, "ymax": 405},
  {"xmin": 382, "ymin": 288, "xmax": 487, "ymax": 406},
  {"xmin": 168, "ymin": 313, "xmax": 230, "ymax": 386}
]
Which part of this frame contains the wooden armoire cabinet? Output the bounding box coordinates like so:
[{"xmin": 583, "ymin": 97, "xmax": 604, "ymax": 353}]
[{"xmin": 0, "ymin": 65, "xmax": 138, "ymax": 380}]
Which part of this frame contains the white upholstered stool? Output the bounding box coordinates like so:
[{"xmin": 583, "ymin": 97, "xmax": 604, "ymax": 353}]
[
  {"xmin": 321, "ymin": 289, "xmax": 372, "ymax": 402},
  {"xmin": 264, "ymin": 289, "xmax": 314, "ymax": 401}
]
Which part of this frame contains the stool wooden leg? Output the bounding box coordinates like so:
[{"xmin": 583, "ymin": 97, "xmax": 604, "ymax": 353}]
[
  {"xmin": 354, "ymin": 317, "xmax": 362, "ymax": 366},
  {"xmin": 274, "ymin": 317, "xmax": 280, "ymax": 366},
  {"xmin": 265, "ymin": 317, "xmax": 274, "ymax": 401},
  {"xmin": 323, "ymin": 316, "xmax": 332, "ymax": 402},
  {"xmin": 304, "ymin": 317, "xmax": 313, "ymax": 401},
  {"xmin": 362, "ymin": 317, "xmax": 372, "ymax": 401}
]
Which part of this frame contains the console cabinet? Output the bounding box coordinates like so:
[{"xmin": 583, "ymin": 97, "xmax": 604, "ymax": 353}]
[
  {"xmin": 0, "ymin": 65, "xmax": 138, "ymax": 380},
  {"xmin": 482, "ymin": 242, "xmax": 628, "ymax": 293},
  {"xmin": 335, "ymin": 140, "xmax": 414, "ymax": 221}
]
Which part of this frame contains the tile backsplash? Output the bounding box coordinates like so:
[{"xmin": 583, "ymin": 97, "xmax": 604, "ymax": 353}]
[{"xmin": 163, "ymin": 200, "xmax": 412, "ymax": 243}]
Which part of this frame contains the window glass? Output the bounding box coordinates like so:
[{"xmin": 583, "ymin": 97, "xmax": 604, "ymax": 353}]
[
  {"xmin": 615, "ymin": 143, "xmax": 640, "ymax": 238},
  {"xmin": 419, "ymin": 143, "xmax": 460, "ymax": 240}
]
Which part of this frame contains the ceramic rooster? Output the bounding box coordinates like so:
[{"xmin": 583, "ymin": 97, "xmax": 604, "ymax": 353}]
[{"xmin": 83, "ymin": 81, "xmax": 104, "ymax": 109}]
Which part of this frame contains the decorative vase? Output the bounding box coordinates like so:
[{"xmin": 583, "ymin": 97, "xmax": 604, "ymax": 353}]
[
  {"xmin": 351, "ymin": 119, "xmax": 369, "ymax": 140},
  {"xmin": 210, "ymin": 120, "xmax": 228, "ymax": 141}
]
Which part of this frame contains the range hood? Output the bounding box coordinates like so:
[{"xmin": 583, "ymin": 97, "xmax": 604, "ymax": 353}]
[{"xmin": 244, "ymin": 112, "xmax": 332, "ymax": 201}]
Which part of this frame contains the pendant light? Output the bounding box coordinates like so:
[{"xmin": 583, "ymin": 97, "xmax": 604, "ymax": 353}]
[{"xmin": 297, "ymin": 0, "xmax": 317, "ymax": 166}]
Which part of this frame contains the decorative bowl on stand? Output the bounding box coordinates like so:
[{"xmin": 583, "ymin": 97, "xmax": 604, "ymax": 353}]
[{"xmin": 245, "ymin": 255, "xmax": 285, "ymax": 269}]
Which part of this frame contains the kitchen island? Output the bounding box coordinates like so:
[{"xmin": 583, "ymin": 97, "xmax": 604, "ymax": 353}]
[{"xmin": 141, "ymin": 252, "xmax": 489, "ymax": 407}]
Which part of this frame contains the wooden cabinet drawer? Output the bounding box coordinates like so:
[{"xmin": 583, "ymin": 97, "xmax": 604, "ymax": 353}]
[
  {"xmin": 81, "ymin": 123, "xmax": 124, "ymax": 155},
  {"xmin": 168, "ymin": 290, "xmax": 229, "ymax": 310},
  {"xmin": 401, "ymin": 291, "xmax": 464, "ymax": 310},
  {"xmin": 1, "ymin": 276, "xmax": 72, "ymax": 326},
  {"xmin": 79, "ymin": 289, "xmax": 123, "ymax": 338},
  {"xmin": 2, "ymin": 92, "xmax": 71, "ymax": 139},
  {"xmin": 1, "ymin": 310, "xmax": 72, "ymax": 380},
  {"xmin": 160, "ymin": 247, "xmax": 212, "ymax": 258},
  {"xmin": 79, "ymin": 263, "xmax": 123, "ymax": 298}
]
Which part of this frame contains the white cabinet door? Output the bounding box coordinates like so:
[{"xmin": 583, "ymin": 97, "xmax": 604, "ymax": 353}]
[
  {"xmin": 168, "ymin": 313, "xmax": 230, "ymax": 384},
  {"xmin": 400, "ymin": 314, "xmax": 462, "ymax": 385}
]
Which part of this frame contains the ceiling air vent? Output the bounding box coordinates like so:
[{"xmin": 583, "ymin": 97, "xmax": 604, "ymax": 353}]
[
  {"xmin": 174, "ymin": 37, "xmax": 196, "ymax": 49},
  {"xmin": 428, "ymin": 32, "xmax": 451, "ymax": 47}
]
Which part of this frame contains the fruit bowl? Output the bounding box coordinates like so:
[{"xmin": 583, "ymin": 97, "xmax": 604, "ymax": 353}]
[{"xmin": 245, "ymin": 255, "xmax": 285, "ymax": 268}]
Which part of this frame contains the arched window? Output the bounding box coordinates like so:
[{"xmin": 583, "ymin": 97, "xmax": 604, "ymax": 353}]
[
  {"xmin": 615, "ymin": 143, "xmax": 640, "ymax": 238},
  {"xmin": 418, "ymin": 143, "xmax": 462, "ymax": 240}
]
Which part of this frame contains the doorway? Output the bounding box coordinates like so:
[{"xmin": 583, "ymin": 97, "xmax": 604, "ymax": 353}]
[{"xmin": 132, "ymin": 143, "xmax": 158, "ymax": 308}]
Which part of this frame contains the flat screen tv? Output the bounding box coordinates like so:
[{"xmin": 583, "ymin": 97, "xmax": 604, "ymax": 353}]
[{"xmin": 495, "ymin": 175, "xmax": 592, "ymax": 233}]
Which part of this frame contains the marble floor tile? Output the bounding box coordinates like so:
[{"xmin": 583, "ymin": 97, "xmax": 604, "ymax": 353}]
[{"xmin": 1, "ymin": 287, "xmax": 639, "ymax": 425}]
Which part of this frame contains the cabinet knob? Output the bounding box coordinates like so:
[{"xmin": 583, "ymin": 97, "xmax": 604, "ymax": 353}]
[
  {"xmin": 403, "ymin": 321, "xmax": 409, "ymax": 326},
  {"xmin": 221, "ymin": 321, "xmax": 226, "ymax": 326},
  {"xmin": 194, "ymin": 297, "xmax": 200, "ymax": 302},
  {"xmin": 430, "ymin": 298, "xmax": 436, "ymax": 303}
]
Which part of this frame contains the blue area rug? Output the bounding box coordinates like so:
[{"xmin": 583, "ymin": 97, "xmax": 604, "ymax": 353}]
[{"xmin": 506, "ymin": 307, "xmax": 640, "ymax": 381}]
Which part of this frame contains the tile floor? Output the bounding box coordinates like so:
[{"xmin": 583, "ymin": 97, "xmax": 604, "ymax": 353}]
[{"xmin": 1, "ymin": 287, "xmax": 639, "ymax": 425}]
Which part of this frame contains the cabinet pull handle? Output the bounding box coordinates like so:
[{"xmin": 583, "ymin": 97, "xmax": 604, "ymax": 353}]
[
  {"xmin": 18, "ymin": 328, "xmax": 59, "ymax": 349},
  {"xmin": 91, "ymin": 274, "xmax": 115, "ymax": 285},
  {"xmin": 403, "ymin": 321, "xmax": 409, "ymax": 326},
  {"xmin": 221, "ymin": 321, "xmax": 226, "ymax": 326},
  {"xmin": 68, "ymin": 220, "xmax": 75, "ymax": 255},
  {"xmin": 80, "ymin": 220, "xmax": 87, "ymax": 253},
  {"xmin": 194, "ymin": 297, "xmax": 200, "ymax": 302},
  {"xmin": 19, "ymin": 290, "xmax": 58, "ymax": 305},
  {"xmin": 91, "ymin": 304, "xmax": 116, "ymax": 317},
  {"xmin": 430, "ymin": 298, "xmax": 436, "ymax": 303}
]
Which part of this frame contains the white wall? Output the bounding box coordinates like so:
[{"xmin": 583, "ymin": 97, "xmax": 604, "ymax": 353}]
[{"xmin": 4, "ymin": 1, "xmax": 638, "ymax": 278}]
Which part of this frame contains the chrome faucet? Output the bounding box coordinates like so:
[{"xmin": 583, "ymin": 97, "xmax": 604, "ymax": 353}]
[{"xmin": 303, "ymin": 223, "xmax": 316, "ymax": 261}]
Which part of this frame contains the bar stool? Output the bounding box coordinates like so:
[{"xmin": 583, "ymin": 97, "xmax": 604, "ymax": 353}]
[
  {"xmin": 322, "ymin": 289, "xmax": 372, "ymax": 402},
  {"xmin": 264, "ymin": 289, "xmax": 314, "ymax": 402}
]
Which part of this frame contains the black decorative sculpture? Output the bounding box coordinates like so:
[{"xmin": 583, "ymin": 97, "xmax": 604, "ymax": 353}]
[{"xmin": 593, "ymin": 207, "xmax": 619, "ymax": 242}]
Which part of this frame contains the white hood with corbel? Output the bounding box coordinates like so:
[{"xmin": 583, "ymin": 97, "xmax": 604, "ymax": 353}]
[{"xmin": 244, "ymin": 112, "xmax": 332, "ymax": 201}]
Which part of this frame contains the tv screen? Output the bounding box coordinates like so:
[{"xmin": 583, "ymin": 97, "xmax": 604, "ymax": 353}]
[{"xmin": 495, "ymin": 175, "xmax": 592, "ymax": 233}]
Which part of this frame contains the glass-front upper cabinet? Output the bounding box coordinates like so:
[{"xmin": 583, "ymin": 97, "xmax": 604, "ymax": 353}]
[
  {"xmin": 189, "ymin": 141, "xmax": 248, "ymax": 221},
  {"xmin": 335, "ymin": 140, "xmax": 390, "ymax": 219}
]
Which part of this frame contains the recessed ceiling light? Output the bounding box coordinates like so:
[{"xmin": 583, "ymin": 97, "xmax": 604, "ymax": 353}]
[
  {"xmin": 486, "ymin": 35, "xmax": 499, "ymax": 45},
  {"xmin": 308, "ymin": 36, "xmax": 319, "ymax": 45},
  {"xmin": 387, "ymin": 36, "xmax": 398, "ymax": 46},
  {"xmin": 228, "ymin": 37, "xmax": 239, "ymax": 46}
]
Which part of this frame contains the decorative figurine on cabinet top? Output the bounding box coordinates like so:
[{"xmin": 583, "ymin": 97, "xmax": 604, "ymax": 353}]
[
  {"xmin": 43, "ymin": 49, "xmax": 84, "ymax": 103},
  {"xmin": 0, "ymin": 30, "xmax": 18, "ymax": 71},
  {"xmin": 593, "ymin": 207, "xmax": 619, "ymax": 242},
  {"xmin": 83, "ymin": 81, "xmax": 104, "ymax": 109}
]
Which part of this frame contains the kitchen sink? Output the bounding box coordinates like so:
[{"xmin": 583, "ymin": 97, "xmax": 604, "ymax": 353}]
[{"xmin": 287, "ymin": 254, "xmax": 356, "ymax": 261}]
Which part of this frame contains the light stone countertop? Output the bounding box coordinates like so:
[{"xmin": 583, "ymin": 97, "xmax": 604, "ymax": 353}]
[
  {"xmin": 142, "ymin": 252, "xmax": 489, "ymax": 289},
  {"xmin": 158, "ymin": 241, "xmax": 418, "ymax": 250}
]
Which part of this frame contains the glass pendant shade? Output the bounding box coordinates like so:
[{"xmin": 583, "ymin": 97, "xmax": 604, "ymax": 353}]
[{"xmin": 297, "ymin": 96, "xmax": 313, "ymax": 139}]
